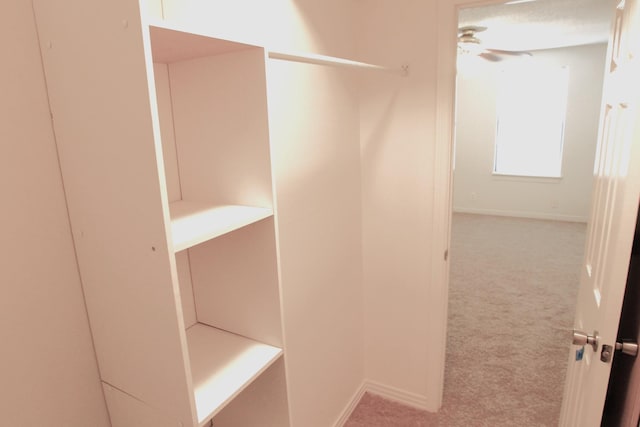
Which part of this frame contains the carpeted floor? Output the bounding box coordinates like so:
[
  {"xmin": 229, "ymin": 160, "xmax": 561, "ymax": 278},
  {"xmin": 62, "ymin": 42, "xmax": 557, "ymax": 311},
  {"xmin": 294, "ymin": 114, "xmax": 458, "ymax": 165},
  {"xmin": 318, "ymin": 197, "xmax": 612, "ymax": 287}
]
[{"xmin": 345, "ymin": 213, "xmax": 586, "ymax": 426}]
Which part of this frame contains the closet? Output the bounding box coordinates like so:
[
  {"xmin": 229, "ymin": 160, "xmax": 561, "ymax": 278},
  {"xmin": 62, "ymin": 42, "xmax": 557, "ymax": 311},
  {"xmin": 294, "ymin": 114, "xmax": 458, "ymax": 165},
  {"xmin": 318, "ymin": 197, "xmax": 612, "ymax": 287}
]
[{"xmin": 32, "ymin": 1, "xmax": 403, "ymax": 426}]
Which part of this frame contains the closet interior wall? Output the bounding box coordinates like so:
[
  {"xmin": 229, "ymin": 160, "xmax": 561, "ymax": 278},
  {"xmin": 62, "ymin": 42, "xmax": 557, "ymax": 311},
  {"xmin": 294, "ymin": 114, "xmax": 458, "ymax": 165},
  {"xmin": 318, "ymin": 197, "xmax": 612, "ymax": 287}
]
[
  {"xmin": 0, "ymin": 1, "xmax": 111, "ymax": 424},
  {"xmin": 356, "ymin": 0, "xmax": 444, "ymax": 410}
]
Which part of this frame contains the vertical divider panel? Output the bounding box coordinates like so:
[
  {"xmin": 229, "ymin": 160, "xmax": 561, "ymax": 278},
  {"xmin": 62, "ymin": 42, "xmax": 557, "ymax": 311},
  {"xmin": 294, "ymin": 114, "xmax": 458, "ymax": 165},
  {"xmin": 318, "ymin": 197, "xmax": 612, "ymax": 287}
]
[{"xmin": 153, "ymin": 61, "xmax": 198, "ymax": 329}]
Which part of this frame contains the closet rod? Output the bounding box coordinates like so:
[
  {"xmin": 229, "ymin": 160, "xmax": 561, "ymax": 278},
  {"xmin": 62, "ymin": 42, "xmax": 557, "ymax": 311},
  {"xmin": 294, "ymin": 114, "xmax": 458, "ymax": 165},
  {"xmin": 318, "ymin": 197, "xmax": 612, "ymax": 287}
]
[{"xmin": 268, "ymin": 50, "xmax": 409, "ymax": 76}]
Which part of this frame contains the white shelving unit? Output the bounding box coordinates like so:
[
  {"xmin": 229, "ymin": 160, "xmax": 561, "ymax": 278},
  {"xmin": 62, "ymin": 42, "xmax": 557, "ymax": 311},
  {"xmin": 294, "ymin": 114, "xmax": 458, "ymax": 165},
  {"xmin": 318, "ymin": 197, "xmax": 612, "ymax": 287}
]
[{"xmin": 32, "ymin": 2, "xmax": 289, "ymax": 426}]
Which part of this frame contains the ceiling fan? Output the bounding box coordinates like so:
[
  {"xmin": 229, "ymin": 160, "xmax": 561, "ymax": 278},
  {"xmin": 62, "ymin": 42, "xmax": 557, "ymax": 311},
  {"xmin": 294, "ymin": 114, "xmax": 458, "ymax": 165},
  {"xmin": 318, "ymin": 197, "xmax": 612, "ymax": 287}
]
[{"xmin": 458, "ymin": 26, "xmax": 532, "ymax": 62}]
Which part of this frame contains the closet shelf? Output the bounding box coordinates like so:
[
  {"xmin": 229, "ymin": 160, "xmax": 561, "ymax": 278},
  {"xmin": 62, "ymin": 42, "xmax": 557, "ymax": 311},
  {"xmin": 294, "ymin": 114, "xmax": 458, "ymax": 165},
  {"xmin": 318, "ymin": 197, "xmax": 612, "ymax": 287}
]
[
  {"xmin": 268, "ymin": 50, "xmax": 409, "ymax": 76},
  {"xmin": 169, "ymin": 201, "xmax": 273, "ymax": 252},
  {"xmin": 147, "ymin": 20, "xmax": 408, "ymax": 76},
  {"xmin": 186, "ymin": 323, "xmax": 283, "ymax": 425},
  {"xmin": 148, "ymin": 21, "xmax": 258, "ymax": 64}
]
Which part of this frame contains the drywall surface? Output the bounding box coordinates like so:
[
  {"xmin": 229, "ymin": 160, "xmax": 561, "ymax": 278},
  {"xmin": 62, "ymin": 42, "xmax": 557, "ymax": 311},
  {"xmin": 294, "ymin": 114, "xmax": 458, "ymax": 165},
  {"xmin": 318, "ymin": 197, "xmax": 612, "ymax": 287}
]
[
  {"xmin": 356, "ymin": 0, "xmax": 441, "ymax": 410},
  {"xmin": 267, "ymin": 4, "xmax": 365, "ymax": 426},
  {"xmin": 268, "ymin": 60, "xmax": 364, "ymax": 427},
  {"xmin": 159, "ymin": 0, "xmax": 330, "ymax": 53},
  {"xmin": 454, "ymin": 43, "xmax": 608, "ymax": 222},
  {"xmin": 0, "ymin": 1, "xmax": 110, "ymax": 425},
  {"xmin": 160, "ymin": 1, "xmax": 365, "ymax": 426}
]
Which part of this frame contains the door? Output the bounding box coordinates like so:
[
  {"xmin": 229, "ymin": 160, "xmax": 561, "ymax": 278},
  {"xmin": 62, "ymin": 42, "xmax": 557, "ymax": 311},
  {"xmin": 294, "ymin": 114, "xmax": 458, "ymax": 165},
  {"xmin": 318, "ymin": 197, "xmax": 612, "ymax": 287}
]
[{"xmin": 560, "ymin": 0, "xmax": 640, "ymax": 425}]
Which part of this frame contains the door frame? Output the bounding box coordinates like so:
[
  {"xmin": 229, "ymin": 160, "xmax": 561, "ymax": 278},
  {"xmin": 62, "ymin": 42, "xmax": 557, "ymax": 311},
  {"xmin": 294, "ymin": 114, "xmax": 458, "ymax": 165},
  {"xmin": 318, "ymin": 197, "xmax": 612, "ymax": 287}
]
[
  {"xmin": 431, "ymin": 0, "xmax": 508, "ymax": 408},
  {"xmin": 430, "ymin": 0, "xmax": 615, "ymax": 409},
  {"xmin": 431, "ymin": 0, "xmax": 518, "ymax": 408}
]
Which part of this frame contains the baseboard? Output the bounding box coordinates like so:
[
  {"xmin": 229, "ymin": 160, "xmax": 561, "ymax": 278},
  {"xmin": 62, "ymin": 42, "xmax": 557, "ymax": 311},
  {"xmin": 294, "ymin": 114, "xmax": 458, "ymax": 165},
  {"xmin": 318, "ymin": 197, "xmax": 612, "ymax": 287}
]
[
  {"xmin": 364, "ymin": 381, "xmax": 431, "ymax": 411},
  {"xmin": 332, "ymin": 382, "xmax": 367, "ymax": 427},
  {"xmin": 453, "ymin": 207, "xmax": 588, "ymax": 223},
  {"xmin": 333, "ymin": 380, "xmax": 435, "ymax": 426}
]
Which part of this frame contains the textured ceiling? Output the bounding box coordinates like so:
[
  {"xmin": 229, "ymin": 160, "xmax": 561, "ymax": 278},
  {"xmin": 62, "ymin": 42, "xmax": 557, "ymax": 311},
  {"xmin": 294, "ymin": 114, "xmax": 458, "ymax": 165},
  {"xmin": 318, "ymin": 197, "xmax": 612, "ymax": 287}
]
[{"xmin": 459, "ymin": 0, "xmax": 616, "ymax": 52}]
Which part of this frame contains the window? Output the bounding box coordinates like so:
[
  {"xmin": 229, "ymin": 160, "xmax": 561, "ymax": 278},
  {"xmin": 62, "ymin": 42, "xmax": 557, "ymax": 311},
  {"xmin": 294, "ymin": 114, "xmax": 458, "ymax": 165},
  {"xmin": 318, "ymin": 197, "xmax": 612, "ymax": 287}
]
[{"xmin": 493, "ymin": 64, "xmax": 569, "ymax": 178}]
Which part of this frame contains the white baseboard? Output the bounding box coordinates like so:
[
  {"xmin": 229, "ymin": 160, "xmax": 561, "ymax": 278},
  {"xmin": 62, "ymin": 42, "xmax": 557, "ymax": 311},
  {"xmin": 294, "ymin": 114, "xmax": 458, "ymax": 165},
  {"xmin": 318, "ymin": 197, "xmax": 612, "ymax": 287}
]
[
  {"xmin": 333, "ymin": 382, "xmax": 367, "ymax": 427},
  {"xmin": 453, "ymin": 207, "xmax": 588, "ymax": 223},
  {"xmin": 364, "ymin": 381, "xmax": 431, "ymax": 411},
  {"xmin": 333, "ymin": 380, "xmax": 433, "ymax": 427}
]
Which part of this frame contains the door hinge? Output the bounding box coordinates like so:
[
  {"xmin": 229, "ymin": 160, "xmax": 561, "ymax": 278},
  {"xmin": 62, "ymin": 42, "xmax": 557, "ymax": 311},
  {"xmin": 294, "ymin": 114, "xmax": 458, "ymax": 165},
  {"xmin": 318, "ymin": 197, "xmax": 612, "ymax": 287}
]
[{"xmin": 444, "ymin": 249, "xmax": 449, "ymax": 261}]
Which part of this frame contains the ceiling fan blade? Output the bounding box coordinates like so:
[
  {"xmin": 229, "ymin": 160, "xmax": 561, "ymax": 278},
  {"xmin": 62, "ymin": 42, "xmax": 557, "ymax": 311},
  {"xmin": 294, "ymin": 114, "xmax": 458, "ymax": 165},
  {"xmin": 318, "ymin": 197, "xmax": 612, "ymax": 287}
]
[
  {"xmin": 478, "ymin": 51, "xmax": 503, "ymax": 62},
  {"xmin": 457, "ymin": 25, "xmax": 532, "ymax": 62},
  {"xmin": 486, "ymin": 48, "xmax": 532, "ymax": 58}
]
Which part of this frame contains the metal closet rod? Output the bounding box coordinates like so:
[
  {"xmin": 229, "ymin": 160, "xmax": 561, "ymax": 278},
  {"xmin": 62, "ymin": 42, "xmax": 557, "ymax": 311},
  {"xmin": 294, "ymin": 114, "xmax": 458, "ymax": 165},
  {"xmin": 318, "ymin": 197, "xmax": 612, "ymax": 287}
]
[{"xmin": 268, "ymin": 50, "xmax": 409, "ymax": 76}]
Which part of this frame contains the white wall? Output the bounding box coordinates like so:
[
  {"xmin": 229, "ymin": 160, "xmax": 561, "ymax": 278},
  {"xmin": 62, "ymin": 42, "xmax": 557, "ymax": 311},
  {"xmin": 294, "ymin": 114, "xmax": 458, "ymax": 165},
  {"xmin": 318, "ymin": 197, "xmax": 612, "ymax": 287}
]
[
  {"xmin": 454, "ymin": 43, "xmax": 608, "ymax": 222},
  {"xmin": 267, "ymin": 3, "xmax": 365, "ymax": 425},
  {"xmin": 0, "ymin": 1, "xmax": 111, "ymax": 425},
  {"xmin": 159, "ymin": 1, "xmax": 365, "ymax": 426},
  {"xmin": 356, "ymin": 0, "xmax": 443, "ymax": 410}
]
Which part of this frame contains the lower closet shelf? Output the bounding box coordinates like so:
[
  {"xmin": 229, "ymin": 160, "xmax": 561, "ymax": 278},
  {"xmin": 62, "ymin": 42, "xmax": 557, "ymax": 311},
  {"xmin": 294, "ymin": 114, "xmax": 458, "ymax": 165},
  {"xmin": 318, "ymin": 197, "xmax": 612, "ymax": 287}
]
[{"xmin": 186, "ymin": 323, "xmax": 283, "ymax": 425}]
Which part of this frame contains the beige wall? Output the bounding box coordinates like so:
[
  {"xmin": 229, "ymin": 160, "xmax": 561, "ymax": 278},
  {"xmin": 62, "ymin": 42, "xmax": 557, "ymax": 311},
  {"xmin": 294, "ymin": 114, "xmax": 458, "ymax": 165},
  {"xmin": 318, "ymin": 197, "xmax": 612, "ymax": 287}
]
[
  {"xmin": 454, "ymin": 43, "xmax": 607, "ymax": 222},
  {"xmin": 267, "ymin": 2, "xmax": 365, "ymax": 426},
  {"xmin": 0, "ymin": 1, "xmax": 111, "ymax": 425},
  {"xmin": 357, "ymin": 0, "xmax": 442, "ymax": 410}
]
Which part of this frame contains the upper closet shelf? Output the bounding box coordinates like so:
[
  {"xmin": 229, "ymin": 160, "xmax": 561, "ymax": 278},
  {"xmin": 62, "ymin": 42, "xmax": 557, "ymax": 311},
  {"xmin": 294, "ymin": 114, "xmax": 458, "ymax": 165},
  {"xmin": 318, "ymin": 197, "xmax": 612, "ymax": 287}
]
[
  {"xmin": 169, "ymin": 202, "xmax": 273, "ymax": 252},
  {"xmin": 146, "ymin": 19, "xmax": 407, "ymax": 75},
  {"xmin": 268, "ymin": 50, "xmax": 409, "ymax": 76},
  {"xmin": 148, "ymin": 21, "xmax": 259, "ymax": 63}
]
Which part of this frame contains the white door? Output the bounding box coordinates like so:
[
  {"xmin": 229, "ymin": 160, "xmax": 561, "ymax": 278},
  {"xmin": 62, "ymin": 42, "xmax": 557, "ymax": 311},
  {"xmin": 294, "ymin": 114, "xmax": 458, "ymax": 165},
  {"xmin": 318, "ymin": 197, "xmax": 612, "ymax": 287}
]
[{"xmin": 560, "ymin": 0, "xmax": 640, "ymax": 425}]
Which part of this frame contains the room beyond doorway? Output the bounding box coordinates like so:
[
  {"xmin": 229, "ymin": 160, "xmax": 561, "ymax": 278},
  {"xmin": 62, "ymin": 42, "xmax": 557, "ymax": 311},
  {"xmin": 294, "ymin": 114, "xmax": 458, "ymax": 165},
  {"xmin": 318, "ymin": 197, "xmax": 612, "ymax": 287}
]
[{"xmin": 445, "ymin": 0, "xmax": 612, "ymax": 423}]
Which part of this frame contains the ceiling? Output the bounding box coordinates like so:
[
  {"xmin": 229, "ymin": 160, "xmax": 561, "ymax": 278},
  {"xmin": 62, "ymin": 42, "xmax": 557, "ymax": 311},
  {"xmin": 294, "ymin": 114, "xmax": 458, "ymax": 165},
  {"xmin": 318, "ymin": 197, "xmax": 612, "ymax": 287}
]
[{"xmin": 458, "ymin": 0, "xmax": 616, "ymax": 52}]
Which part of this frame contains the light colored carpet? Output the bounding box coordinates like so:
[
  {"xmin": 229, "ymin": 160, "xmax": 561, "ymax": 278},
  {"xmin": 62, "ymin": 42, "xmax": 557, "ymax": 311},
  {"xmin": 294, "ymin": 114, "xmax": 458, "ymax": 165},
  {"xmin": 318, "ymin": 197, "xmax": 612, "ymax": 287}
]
[{"xmin": 346, "ymin": 213, "xmax": 586, "ymax": 426}]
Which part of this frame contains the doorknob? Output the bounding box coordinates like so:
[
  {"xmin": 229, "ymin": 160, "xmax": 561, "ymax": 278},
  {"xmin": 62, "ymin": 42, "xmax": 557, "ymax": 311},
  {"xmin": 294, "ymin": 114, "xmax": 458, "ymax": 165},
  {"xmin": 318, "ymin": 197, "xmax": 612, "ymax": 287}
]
[
  {"xmin": 615, "ymin": 341, "xmax": 639, "ymax": 356},
  {"xmin": 601, "ymin": 342, "xmax": 638, "ymax": 363},
  {"xmin": 573, "ymin": 329, "xmax": 599, "ymax": 351}
]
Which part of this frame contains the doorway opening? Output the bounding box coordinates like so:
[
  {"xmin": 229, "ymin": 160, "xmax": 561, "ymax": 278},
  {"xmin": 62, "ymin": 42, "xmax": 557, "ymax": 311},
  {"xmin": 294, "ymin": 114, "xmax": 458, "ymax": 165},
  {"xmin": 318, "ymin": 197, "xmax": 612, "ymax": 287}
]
[{"xmin": 442, "ymin": 0, "xmax": 613, "ymax": 423}]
